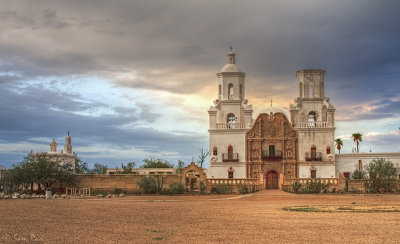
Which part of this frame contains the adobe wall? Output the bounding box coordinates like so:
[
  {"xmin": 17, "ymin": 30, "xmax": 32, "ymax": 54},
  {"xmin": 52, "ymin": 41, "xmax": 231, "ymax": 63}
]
[{"xmin": 74, "ymin": 174, "xmax": 181, "ymax": 192}]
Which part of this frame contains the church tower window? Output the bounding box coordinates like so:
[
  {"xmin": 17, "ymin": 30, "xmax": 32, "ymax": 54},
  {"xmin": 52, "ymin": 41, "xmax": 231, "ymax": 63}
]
[
  {"xmin": 308, "ymin": 111, "xmax": 316, "ymax": 126},
  {"xmin": 227, "ymin": 113, "xmax": 235, "ymax": 128},
  {"xmin": 228, "ymin": 83, "xmax": 234, "ymax": 100}
]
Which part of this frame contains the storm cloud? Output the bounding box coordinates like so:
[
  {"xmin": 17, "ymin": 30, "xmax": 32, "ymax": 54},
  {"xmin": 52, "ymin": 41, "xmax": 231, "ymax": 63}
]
[{"xmin": 0, "ymin": 0, "xmax": 399, "ymax": 166}]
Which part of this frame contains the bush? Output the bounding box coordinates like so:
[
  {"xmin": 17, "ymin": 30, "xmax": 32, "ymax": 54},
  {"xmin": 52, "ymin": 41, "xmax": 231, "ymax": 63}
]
[
  {"xmin": 238, "ymin": 184, "xmax": 250, "ymax": 194},
  {"xmin": 137, "ymin": 176, "xmax": 157, "ymax": 194},
  {"xmin": 210, "ymin": 185, "xmax": 232, "ymax": 194},
  {"xmin": 169, "ymin": 182, "xmax": 185, "ymax": 194},
  {"xmin": 291, "ymin": 181, "xmax": 302, "ymax": 193},
  {"xmin": 331, "ymin": 187, "xmax": 336, "ymax": 193},
  {"xmin": 113, "ymin": 188, "xmax": 123, "ymax": 194},
  {"xmin": 299, "ymin": 179, "xmax": 330, "ymax": 194},
  {"xmin": 159, "ymin": 189, "xmax": 171, "ymax": 195},
  {"xmin": 199, "ymin": 181, "xmax": 206, "ymax": 194}
]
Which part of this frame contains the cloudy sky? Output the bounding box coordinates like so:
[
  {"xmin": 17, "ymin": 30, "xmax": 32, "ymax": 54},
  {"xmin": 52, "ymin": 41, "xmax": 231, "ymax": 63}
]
[{"xmin": 1, "ymin": 0, "xmax": 399, "ymax": 168}]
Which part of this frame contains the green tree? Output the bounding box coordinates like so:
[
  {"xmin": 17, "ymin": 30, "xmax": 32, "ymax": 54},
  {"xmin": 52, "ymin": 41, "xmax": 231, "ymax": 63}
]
[
  {"xmin": 75, "ymin": 158, "xmax": 89, "ymax": 174},
  {"xmin": 141, "ymin": 158, "xmax": 174, "ymax": 168},
  {"xmin": 352, "ymin": 133, "xmax": 363, "ymax": 153},
  {"xmin": 367, "ymin": 158, "xmax": 398, "ymax": 192},
  {"xmin": 176, "ymin": 160, "xmax": 186, "ymax": 173},
  {"xmin": 91, "ymin": 163, "xmax": 108, "ymax": 174},
  {"xmin": 121, "ymin": 162, "xmax": 136, "ymax": 174},
  {"xmin": 335, "ymin": 138, "xmax": 343, "ymax": 154},
  {"xmin": 197, "ymin": 148, "xmax": 209, "ymax": 168},
  {"xmin": 352, "ymin": 169, "xmax": 366, "ymax": 180}
]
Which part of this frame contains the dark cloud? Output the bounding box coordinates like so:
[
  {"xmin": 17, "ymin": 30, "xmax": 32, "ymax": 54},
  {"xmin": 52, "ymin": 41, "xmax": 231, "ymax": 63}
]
[{"xmin": 0, "ymin": 0, "xmax": 399, "ymax": 165}]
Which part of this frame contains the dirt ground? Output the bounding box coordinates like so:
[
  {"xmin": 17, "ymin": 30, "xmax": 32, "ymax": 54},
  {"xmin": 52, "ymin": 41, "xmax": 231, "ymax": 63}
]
[{"xmin": 1, "ymin": 190, "xmax": 400, "ymax": 243}]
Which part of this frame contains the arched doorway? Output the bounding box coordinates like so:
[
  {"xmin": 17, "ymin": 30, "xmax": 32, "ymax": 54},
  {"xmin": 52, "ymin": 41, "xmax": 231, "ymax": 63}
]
[{"xmin": 265, "ymin": 171, "xmax": 279, "ymax": 189}]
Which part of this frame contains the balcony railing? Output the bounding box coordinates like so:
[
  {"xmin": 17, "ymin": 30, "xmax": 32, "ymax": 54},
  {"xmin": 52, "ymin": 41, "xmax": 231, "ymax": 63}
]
[
  {"xmin": 216, "ymin": 123, "xmax": 245, "ymax": 129},
  {"xmin": 298, "ymin": 121, "xmax": 327, "ymax": 128},
  {"xmin": 305, "ymin": 152, "xmax": 322, "ymax": 161},
  {"xmin": 261, "ymin": 150, "xmax": 283, "ymax": 161},
  {"xmin": 222, "ymin": 153, "xmax": 239, "ymax": 162}
]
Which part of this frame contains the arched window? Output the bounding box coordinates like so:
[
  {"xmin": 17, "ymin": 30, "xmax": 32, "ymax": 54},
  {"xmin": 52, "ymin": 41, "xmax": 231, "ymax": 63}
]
[
  {"xmin": 228, "ymin": 145, "xmax": 233, "ymax": 157},
  {"xmin": 308, "ymin": 111, "xmax": 316, "ymax": 127},
  {"xmin": 311, "ymin": 145, "xmax": 316, "ymax": 159},
  {"xmin": 227, "ymin": 113, "xmax": 235, "ymax": 128},
  {"xmin": 326, "ymin": 147, "xmax": 331, "ymax": 154},
  {"xmin": 213, "ymin": 146, "xmax": 218, "ymax": 156},
  {"xmin": 308, "ymin": 86, "xmax": 313, "ymax": 98},
  {"xmin": 228, "ymin": 83, "xmax": 234, "ymax": 99}
]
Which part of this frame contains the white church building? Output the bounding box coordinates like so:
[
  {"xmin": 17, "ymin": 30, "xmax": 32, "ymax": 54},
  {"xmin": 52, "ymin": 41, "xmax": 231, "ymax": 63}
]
[{"xmin": 206, "ymin": 50, "xmax": 400, "ymax": 187}]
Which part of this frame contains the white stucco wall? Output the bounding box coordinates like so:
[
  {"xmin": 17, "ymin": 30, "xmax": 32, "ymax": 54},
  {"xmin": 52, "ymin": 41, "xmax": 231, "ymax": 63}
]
[
  {"xmin": 335, "ymin": 153, "xmax": 400, "ymax": 178},
  {"xmin": 298, "ymin": 164, "xmax": 336, "ymax": 178}
]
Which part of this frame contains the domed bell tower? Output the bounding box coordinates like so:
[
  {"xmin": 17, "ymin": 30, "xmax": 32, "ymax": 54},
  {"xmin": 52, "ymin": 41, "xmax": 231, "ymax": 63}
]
[{"xmin": 207, "ymin": 48, "xmax": 253, "ymax": 179}]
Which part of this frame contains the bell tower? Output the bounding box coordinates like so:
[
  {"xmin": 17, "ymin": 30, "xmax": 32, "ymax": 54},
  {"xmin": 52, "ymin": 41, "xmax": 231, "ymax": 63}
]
[
  {"xmin": 290, "ymin": 70, "xmax": 336, "ymax": 178},
  {"xmin": 207, "ymin": 48, "xmax": 253, "ymax": 179},
  {"xmin": 64, "ymin": 131, "xmax": 72, "ymax": 155}
]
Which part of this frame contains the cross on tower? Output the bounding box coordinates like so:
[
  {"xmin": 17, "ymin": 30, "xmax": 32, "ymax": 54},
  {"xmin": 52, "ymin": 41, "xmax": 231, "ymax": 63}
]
[
  {"xmin": 266, "ymin": 98, "xmax": 273, "ymax": 107},
  {"xmin": 229, "ymin": 45, "xmax": 233, "ymax": 52}
]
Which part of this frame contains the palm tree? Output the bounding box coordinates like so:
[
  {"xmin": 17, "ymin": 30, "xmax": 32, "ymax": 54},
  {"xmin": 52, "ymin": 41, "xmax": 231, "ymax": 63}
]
[
  {"xmin": 352, "ymin": 133, "xmax": 363, "ymax": 153},
  {"xmin": 335, "ymin": 138, "xmax": 343, "ymax": 154}
]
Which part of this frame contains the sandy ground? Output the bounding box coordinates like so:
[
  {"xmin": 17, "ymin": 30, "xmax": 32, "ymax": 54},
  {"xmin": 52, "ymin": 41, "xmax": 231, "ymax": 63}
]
[{"xmin": 1, "ymin": 190, "xmax": 400, "ymax": 243}]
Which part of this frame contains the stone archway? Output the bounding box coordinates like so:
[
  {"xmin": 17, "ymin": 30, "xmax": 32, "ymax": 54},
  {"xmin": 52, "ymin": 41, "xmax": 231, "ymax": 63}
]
[{"xmin": 265, "ymin": 170, "xmax": 279, "ymax": 189}]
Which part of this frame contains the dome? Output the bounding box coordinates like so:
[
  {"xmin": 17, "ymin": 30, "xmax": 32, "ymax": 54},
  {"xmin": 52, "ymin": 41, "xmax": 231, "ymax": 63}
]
[
  {"xmin": 255, "ymin": 106, "xmax": 289, "ymax": 119},
  {"xmin": 221, "ymin": 63, "xmax": 242, "ymax": 73}
]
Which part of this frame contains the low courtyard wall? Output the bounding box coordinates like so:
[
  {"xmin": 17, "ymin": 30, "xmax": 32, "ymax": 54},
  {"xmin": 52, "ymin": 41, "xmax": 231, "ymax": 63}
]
[{"xmin": 75, "ymin": 174, "xmax": 181, "ymax": 193}]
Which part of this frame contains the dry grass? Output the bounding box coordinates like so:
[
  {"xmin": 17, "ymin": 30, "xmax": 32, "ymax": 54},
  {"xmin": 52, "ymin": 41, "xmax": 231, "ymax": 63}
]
[{"xmin": 1, "ymin": 191, "xmax": 400, "ymax": 243}]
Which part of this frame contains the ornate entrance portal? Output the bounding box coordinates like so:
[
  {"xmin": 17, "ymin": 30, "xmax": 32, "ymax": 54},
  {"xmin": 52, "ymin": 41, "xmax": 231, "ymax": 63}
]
[{"xmin": 265, "ymin": 171, "xmax": 279, "ymax": 189}]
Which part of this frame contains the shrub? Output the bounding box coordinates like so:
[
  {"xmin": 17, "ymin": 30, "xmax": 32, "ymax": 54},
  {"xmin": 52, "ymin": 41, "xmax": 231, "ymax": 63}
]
[
  {"xmin": 238, "ymin": 184, "xmax": 250, "ymax": 194},
  {"xmin": 137, "ymin": 176, "xmax": 157, "ymax": 194},
  {"xmin": 199, "ymin": 181, "xmax": 206, "ymax": 194},
  {"xmin": 113, "ymin": 188, "xmax": 123, "ymax": 194},
  {"xmin": 210, "ymin": 185, "xmax": 232, "ymax": 194},
  {"xmin": 159, "ymin": 189, "xmax": 171, "ymax": 195},
  {"xmin": 331, "ymin": 187, "xmax": 336, "ymax": 193},
  {"xmin": 299, "ymin": 179, "xmax": 330, "ymax": 194},
  {"xmin": 169, "ymin": 182, "xmax": 185, "ymax": 194},
  {"xmin": 291, "ymin": 181, "xmax": 302, "ymax": 193}
]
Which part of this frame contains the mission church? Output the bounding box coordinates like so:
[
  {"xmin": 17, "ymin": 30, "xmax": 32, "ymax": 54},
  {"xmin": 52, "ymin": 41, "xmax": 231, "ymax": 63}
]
[{"xmin": 205, "ymin": 49, "xmax": 400, "ymax": 189}]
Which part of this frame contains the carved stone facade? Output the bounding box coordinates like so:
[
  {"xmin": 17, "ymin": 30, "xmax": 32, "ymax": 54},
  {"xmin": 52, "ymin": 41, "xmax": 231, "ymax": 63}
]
[{"xmin": 246, "ymin": 112, "xmax": 297, "ymax": 181}]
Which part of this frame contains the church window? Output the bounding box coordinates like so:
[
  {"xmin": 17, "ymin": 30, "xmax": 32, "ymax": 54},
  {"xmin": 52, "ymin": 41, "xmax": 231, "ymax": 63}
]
[
  {"xmin": 308, "ymin": 111, "xmax": 316, "ymax": 127},
  {"xmin": 228, "ymin": 167, "xmax": 234, "ymax": 178},
  {"xmin": 269, "ymin": 145, "xmax": 275, "ymax": 157},
  {"xmin": 227, "ymin": 113, "xmax": 235, "ymax": 128},
  {"xmin": 311, "ymin": 169, "xmax": 316, "ymax": 178},
  {"xmin": 228, "ymin": 83, "xmax": 234, "ymax": 99},
  {"xmin": 311, "ymin": 146, "xmax": 316, "ymax": 159},
  {"xmin": 326, "ymin": 147, "xmax": 331, "ymax": 154},
  {"xmin": 308, "ymin": 86, "xmax": 313, "ymax": 98},
  {"xmin": 228, "ymin": 145, "xmax": 233, "ymax": 156},
  {"xmin": 213, "ymin": 146, "xmax": 218, "ymax": 156}
]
